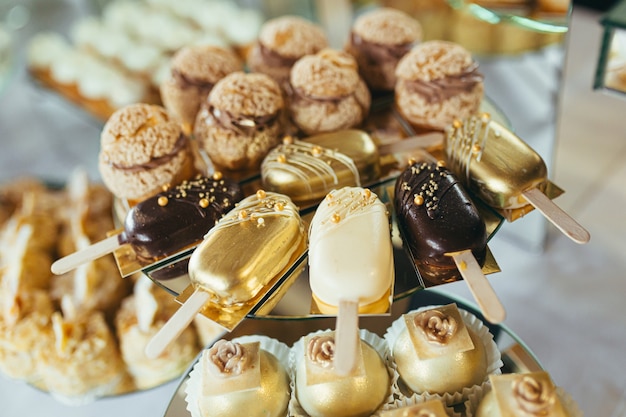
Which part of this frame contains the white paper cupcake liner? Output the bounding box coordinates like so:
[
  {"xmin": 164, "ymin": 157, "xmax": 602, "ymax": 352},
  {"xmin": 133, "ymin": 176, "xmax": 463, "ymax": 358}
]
[
  {"xmin": 288, "ymin": 328, "xmax": 399, "ymax": 417},
  {"xmin": 384, "ymin": 304, "xmax": 503, "ymax": 406},
  {"xmin": 185, "ymin": 334, "xmax": 291, "ymax": 417},
  {"xmin": 379, "ymin": 396, "xmax": 463, "ymax": 417}
]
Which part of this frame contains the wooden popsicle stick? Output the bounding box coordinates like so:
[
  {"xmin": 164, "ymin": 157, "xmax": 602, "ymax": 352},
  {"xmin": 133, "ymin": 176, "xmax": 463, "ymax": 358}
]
[
  {"xmin": 447, "ymin": 250, "xmax": 506, "ymax": 324},
  {"xmin": 333, "ymin": 299, "xmax": 359, "ymax": 376},
  {"xmin": 51, "ymin": 234, "xmax": 121, "ymax": 275},
  {"xmin": 522, "ymin": 187, "xmax": 590, "ymax": 244},
  {"xmin": 145, "ymin": 288, "xmax": 211, "ymax": 359}
]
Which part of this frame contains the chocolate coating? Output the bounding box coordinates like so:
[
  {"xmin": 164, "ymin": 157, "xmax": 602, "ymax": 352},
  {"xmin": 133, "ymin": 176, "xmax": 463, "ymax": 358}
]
[
  {"xmin": 394, "ymin": 162, "xmax": 487, "ymax": 283},
  {"xmin": 119, "ymin": 175, "xmax": 243, "ymax": 261}
]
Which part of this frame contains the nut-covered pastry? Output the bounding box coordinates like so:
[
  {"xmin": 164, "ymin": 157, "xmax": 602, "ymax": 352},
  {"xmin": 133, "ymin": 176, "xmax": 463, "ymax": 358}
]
[
  {"xmin": 247, "ymin": 15, "xmax": 328, "ymax": 87},
  {"xmin": 98, "ymin": 103, "xmax": 196, "ymax": 202},
  {"xmin": 346, "ymin": 7, "xmax": 422, "ymax": 91},
  {"xmin": 475, "ymin": 371, "xmax": 582, "ymax": 417},
  {"xmin": 288, "ymin": 49, "xmax": 371, "ymax": 135},
  {"xmin": 185, "ymin": 338, "xmax": 291, "ymax": 417},
  {"xmin": 115, "ymin": 275, "xmax": 200, "ymax": 389},
  {"xmin": 395, "ymin": 40, "xmax": 484, "ymax": 131},
  {"xmin": 194, "ymin": 72, "xmax": 285, "ymax": 171},
  {"xmin": 390, "ymin": 304, "xmax": 488, "ymax": 397},
  {"xmin": 294, "ymin": 331, "xmax": 390, "ymax": 417},
  {"xmin": 160, "ymin": 45, "xmax": 243, "ymax": 134}
]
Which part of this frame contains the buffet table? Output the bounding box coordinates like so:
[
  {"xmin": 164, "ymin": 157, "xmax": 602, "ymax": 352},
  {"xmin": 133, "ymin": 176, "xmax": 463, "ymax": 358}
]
[{"xmin": 1, "ymin": 3, "xmax": 625, "ymax": 416}]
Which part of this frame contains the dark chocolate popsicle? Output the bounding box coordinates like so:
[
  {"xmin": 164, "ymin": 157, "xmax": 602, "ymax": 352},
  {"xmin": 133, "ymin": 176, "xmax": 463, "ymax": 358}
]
[
  {"xmin": 51, "ymin": 173, "xmax": 243, "ymax": 275},
  {"xmin": 394, "ymin": 161, "xmax": 487, "ymax": 284}
]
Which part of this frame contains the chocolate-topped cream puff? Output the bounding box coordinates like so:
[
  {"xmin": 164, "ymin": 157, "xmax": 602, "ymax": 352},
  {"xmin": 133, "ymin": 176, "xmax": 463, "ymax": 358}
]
[
  {"xmin": 160, "ymin": 45, "xmax": 243, "ymax": 134},
  {"xmin": 346, "ymin": 7, "xmax": 422, "ymax": 92},
  {"xmin": 98, "ymin": 103, "xmax": 195, "ymax": 203},
  {"xmin": 194, "ymin": 72, "xmax": 285, "ymax": 171},
  {"xmin": 288, "ymin": 49, "xmax": 371, "ymax": 135},
  {"xmin": 395, "ymin": 40, "xmax": 484, "ymax": 132},
  {"xmin": 247, "ymin": 15, "xmax": 328, "ymax": 87}
]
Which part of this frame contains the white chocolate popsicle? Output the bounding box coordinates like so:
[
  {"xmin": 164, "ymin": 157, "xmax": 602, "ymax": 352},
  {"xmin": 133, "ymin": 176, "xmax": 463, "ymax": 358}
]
[
  {"xmin": 308, "ymin": 186, "xmax": 394, "ymax": 315},
  {"xmin": 308, "ymin": 186, "xmax": 394, "ymax": 375}
]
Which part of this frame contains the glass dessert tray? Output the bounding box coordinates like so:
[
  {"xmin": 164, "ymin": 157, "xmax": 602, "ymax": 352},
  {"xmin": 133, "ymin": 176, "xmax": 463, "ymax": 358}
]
[
  {"xmin": 161, "ymin": 290, "xmax": 544, "ymax": 417},
  {"xmin": 446, "ymin": 0, "xmax": 570, "ymax": 33},
  {"xmin": 135, "ymin": 174, "xmax": 505, "ymax": 327}
]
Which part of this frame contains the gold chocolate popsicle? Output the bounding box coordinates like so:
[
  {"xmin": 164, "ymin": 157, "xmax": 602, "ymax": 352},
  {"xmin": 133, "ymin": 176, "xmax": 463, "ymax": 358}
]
[
  {"xmin": 145, "ymin": 190, "xmax": 307, "ymax": 358},
  {"xmin": 445, "ymin": 113, "xmax": 590, "ymax": 244},
  {"xmin": 260, "ymin": 130, "xmax": 380, "ymax": 206},
  {"xmin": 188, "ymin": 190, "xmax": 307, "ymax": 307}
]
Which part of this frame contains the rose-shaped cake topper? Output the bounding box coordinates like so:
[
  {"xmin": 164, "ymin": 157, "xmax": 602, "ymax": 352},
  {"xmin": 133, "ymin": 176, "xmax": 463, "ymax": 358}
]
[
  {"xmin": 415, "ymin": 309, "xmax": 458, "ymax": 345},
  {"xmin": 307, "ymin": 335, "xmax": 336, "ymax": 369},
  {"xmin": 208, "ymin": 340, "xmax": 247, "ymax": 376},
  {"xmin": 513, "ymin": 374, "xmax": 557, "ymax": 415}
]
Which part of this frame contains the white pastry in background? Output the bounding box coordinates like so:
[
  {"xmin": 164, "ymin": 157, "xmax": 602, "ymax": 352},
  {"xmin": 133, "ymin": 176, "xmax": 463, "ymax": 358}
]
[
  {"xmin": 115, "ymin": 275, "xmax": 200, "ymax": 389},
  {"xmin": 37, "ymin": 308, "xmax": 131, "ymax": 405}
]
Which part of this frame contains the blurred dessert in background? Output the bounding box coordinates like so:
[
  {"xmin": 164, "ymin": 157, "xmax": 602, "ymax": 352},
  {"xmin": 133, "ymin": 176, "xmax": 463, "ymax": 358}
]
[{"xmin": 26, "ymin": 0, "xmax": 263, "ymax": 122}]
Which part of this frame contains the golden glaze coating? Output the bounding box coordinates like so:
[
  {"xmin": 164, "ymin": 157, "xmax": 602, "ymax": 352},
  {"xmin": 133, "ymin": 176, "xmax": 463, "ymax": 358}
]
[
  {"xmin": 261, "ymin": 131, "xmax": 380, "ymax": 206},
  {"xmin": 445, "ymin": 113, "xmax": 548, "ymax": 210},
  {"xmin": 196, "ymin": 344, "xmax": 290, "ymax": 417},
  {"xmin": 392, "ymin": 307, "xmax": 488, "ymax": 395},
  {"xmin": 295, "ymin": 334, "xmax": 389, "ymax": 417},
  {"xmin": 188, "ymin": 191, "xmax": 306, "ymax": 307}
]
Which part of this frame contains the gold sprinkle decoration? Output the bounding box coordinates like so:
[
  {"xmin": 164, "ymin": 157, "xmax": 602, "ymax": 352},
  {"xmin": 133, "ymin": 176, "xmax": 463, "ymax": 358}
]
[
  {"xmin": 452, "ymin": 119, "xmax": 462, "ymax": 129},
  {"xmin": 238, "ymin": 210, "xmax": 248, "ymax": 220},
  {"xmin": 331, "ymin": 213, "xmax": 341, "ymax": 223},
  {"xmin": 312, "ymin": 146, "xmax": 323, "ymax": 157},
  {"xmin": 407, "ymin": 157, "xmax": 416, "ymax": 166},
  {"xmin": 256, "ymin": 190, "xmax": 266, "ymax": 199},
  {"xmin": 414, "ymin": 194, "xmax": 424, "ymax": 206},
  {"xmin": 436, "ymin": 160, "xmax": 446, "ymax": 168},
  {"xmin": 212, "ymin": 171, "xmax": 223, "ymax": 181},
  {"xmin": 362, "ymin": 189, "xmax": 371, "ymax": 199},
  {"xmin": 277, "ymin": 154, "xmax": 287, "ymax": 163},
  {"xmin": 199, "ymin": 198, "xmax": 209, "ymax": 208},
  {"xmin": 158, "ymin": 196, "xmax": 169, "ymax": 206},
  {"xmin": 480, "ymin": 112, "xmax": 491, "ymax": 122},
  {"xmin": 275, "ymin": 202, "xmax": 285, "ymax": 211},
  {"xmin": 472, "ymin": 144, "xmax": 482, "ymax": 153},
  {"xmin": 282, "ymin": 135, "xmax": 294, "ymax": 145}
]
